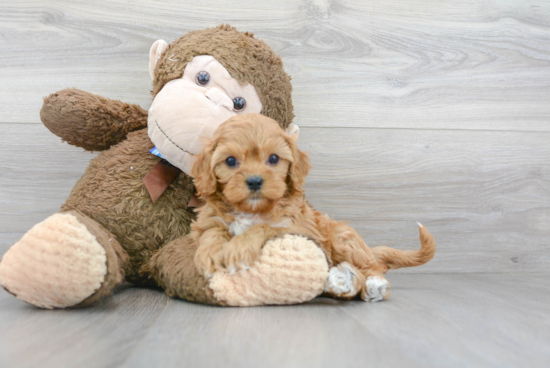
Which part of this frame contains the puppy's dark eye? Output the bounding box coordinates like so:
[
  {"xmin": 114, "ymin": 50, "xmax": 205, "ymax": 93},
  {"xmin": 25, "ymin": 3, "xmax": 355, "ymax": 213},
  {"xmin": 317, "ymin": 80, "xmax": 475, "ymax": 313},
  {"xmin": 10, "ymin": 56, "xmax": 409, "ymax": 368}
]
[
  {"xmin": 268, "ymin": 154, "xmax": 279, "ymax": 165},
  {"xmin": 232, "ymin": 97, "xmax": 246, "ymax": 111},
  {"xmin": 225, "ymin": 156, "xmax": 238, "ymax": 167},
  {"xmin": 196, "ymin": 71, "xmax": 210, "ymax": 86}
]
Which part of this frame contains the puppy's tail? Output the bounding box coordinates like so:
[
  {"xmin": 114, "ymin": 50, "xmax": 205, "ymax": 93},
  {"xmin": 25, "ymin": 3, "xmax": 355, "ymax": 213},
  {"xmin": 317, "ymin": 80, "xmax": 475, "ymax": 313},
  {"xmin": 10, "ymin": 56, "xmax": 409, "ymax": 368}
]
[{"xmin": 373, "ymin": 223, "xmax": 436, "ymax": 273}]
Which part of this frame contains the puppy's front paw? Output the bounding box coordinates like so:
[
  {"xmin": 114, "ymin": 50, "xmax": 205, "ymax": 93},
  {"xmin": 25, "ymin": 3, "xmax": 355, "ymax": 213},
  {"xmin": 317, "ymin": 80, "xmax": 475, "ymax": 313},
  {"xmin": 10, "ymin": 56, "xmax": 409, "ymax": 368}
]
[
  {"xmin": 223, "ymin": 242, "xmax": 261, "ymax": 273},
  {"xmin": 362, "ymin": 276, "xmax": 390, "ymax": 302},
  {"xmin": 194, "ymin": 243, "xmax": 224, "ymax": 278},
  {"xmin": 220, "ymin": 232, "xmax": 266, "ymax": 273}
]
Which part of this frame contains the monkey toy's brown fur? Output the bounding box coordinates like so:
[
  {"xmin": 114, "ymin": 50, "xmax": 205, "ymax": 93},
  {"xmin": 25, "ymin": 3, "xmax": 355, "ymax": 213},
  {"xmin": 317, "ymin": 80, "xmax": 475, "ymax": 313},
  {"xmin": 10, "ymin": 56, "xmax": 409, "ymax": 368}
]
[{"xmin": 0, "ymin": 25, "xmax": 297, "ymax": 307}]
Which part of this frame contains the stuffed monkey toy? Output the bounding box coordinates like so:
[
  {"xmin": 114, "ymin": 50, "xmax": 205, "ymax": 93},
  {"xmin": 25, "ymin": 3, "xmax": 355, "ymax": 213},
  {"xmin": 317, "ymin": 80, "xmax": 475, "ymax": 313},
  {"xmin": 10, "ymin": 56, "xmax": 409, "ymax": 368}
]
[{"xmin": 0, "ymin": 25, "xmax": 329, "ymax": 308}]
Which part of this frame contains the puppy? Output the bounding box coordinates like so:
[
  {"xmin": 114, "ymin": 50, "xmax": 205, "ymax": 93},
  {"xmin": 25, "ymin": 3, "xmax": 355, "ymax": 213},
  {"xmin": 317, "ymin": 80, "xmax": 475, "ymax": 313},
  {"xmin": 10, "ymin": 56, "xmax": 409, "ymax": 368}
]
[{"xmin": 191, "ymin": 113, "xmax": 436, "ymax": 301}]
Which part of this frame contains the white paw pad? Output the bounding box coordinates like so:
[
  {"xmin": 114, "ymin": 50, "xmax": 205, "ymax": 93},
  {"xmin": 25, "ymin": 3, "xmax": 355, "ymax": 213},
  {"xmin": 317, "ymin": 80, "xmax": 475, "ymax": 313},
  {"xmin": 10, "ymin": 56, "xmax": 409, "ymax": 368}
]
[
  {"xmin": 364, "ymin": 276, "xmax": 389, "ymax": 302},
  {"xmin": 324, "ymin": 263, "xmax": 356, "ymax": 296}
]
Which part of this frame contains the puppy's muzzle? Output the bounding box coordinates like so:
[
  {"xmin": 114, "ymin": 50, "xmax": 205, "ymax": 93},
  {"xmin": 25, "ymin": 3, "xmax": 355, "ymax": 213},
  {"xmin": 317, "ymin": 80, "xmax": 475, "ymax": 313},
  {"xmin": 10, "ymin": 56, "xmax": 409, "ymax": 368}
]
[{"xmin": 246, "ymin": 176, "xmax": 263, "ymax": 191}]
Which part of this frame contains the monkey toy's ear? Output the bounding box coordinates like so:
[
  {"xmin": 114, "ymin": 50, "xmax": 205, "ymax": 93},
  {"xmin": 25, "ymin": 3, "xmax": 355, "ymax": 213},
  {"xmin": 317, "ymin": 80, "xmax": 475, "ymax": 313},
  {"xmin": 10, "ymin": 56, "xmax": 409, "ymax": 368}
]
[
  {"xmin": 285, "ymin": 123, "xmax": 299, "ymax": 139},
  {"xmin": 149, "ymin": 40, "xmax": 169, "ymax": 80}
]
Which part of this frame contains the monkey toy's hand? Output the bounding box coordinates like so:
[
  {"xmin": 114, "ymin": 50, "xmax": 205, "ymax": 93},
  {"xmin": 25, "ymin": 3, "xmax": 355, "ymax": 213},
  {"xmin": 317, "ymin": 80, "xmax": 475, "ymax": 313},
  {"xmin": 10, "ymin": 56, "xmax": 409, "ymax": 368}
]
[{"xmin": 41, "ymin": 88, "xmax": 148, "ymax": 151}]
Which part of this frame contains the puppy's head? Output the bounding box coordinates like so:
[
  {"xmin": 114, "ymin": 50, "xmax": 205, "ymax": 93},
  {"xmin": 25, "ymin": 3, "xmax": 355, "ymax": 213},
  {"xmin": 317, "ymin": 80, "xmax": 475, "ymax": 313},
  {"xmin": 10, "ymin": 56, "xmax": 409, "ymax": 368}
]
[{"xmin": 192, "ymin": 113, "xmax": 310, "ymax": 213}]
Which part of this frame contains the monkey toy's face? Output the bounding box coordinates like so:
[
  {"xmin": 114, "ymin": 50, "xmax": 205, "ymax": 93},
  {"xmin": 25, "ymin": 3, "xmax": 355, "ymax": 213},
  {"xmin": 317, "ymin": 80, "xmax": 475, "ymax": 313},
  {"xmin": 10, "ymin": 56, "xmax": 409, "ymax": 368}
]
[
  {"xmin": 144, "ymin": 26, "xmax": 295, "ymax": 176},
  {"xmin": 147, "ymin": 44, "xmax": 263, "ymax": 175}
]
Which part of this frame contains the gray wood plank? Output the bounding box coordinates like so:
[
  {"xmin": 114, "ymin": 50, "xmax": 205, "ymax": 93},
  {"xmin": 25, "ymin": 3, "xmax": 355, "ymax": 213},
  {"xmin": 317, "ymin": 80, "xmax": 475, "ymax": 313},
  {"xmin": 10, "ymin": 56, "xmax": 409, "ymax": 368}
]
[
  {"xmin": 0, "ymin": 286, "xmax": 169, "ymax": 368},
  {"xmin": 339, "ymin": 273, "xmax": 550, "ymax": 368},
  {"xmin": 1, "ymin": 273, "xmax": 548, "ymax": 368},
  {"xmin": 1, "ymin": 0, "xmax": 549, "ymax": 131},
  {"xmin": 121, "ymin": 300, "xmax": 422, "ymax": 368},
  {"xmin": 1, "ymin": 124, "xmax": 549, "ymax": 273},
  {"xmin": 302, "ymin": 127, "xmax": 550, "ymax": 273},
  {"xmin": 0, "ymin": 124, "xmax": 98, "ymax": 250}
]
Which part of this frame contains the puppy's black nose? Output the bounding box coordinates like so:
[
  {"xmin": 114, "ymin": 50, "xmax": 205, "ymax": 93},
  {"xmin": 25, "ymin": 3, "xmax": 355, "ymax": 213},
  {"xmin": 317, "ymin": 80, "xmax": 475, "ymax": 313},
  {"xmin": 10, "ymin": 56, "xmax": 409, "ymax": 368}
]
[{"xmin": 246, "ymin": 176, "xmax": 263, "ymax": 191}]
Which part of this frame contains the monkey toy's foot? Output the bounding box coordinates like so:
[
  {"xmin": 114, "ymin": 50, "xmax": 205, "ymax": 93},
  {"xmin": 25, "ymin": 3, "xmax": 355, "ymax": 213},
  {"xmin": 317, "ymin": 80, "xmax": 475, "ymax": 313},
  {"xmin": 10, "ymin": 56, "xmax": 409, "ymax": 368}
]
[{"xmin": 0, "ymin": 211, "xmax": 125, "ymax": 309}]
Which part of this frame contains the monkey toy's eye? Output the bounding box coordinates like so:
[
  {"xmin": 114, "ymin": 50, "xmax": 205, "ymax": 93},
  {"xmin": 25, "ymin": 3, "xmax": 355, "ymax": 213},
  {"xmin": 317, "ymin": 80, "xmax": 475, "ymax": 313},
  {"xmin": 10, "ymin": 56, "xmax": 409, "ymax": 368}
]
[
  {"xmin": 232, "ymin": 97, "xmax": 246, "ymax": 111},
  {"xmin": 225, "ymin": 156, "xmax": 238, "ymax": 168},
  {"xmin": 196, "ymin": 71, "xmax": 210, "ymax": 86},
  {"xmin": 268, "ymin": 154, "xmax": 279, "ymax": 165}
]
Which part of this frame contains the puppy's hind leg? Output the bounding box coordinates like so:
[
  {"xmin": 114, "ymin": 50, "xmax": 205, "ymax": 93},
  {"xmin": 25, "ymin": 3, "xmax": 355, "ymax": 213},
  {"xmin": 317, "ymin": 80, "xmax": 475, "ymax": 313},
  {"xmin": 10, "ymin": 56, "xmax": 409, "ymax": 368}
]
[
  {"xmin": 328, "ymin": 223, "xmax": 391, "ymax": 302},
  {"xmin": 362, "ymin": 273, "xmax": 390, "ymax": 302},
  {"xmin": 323, "ymin": 262, "xmax": 390, "ymax": 302},
  {"xmin": 323, "ymin": 262, "xmax": 366, "ymax": 300}
]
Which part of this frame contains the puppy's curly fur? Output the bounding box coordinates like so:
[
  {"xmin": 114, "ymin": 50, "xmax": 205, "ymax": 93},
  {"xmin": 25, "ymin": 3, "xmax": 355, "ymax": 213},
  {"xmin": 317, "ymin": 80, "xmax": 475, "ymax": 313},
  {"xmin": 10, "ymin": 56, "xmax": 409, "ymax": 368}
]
[{"xmin": 191, "ymin": 114, "xmax": 436, "ymax": 301}]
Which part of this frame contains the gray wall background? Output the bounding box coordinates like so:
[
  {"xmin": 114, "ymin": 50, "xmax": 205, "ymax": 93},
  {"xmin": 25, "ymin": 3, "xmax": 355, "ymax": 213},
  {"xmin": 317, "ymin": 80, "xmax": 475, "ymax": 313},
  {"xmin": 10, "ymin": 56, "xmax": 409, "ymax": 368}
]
[{"xmin": 1, "ymin": 0, "xmax": 549, "ymax": 273}]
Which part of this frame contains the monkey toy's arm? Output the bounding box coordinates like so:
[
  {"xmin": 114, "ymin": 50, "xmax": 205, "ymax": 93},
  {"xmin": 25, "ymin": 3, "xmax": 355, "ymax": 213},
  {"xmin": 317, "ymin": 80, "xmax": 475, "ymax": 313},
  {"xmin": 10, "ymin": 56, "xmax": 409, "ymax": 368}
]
[{"xmin": 40, "ymin": 88, "xmax": 148, "ymax": 151}]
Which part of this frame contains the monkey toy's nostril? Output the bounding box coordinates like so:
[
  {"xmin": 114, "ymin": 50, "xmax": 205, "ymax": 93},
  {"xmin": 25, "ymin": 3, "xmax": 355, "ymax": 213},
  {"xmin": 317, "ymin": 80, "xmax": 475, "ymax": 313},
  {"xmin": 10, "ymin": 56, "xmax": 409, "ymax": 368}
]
[{"xmin": 246, "ymin": 176, "xmax": 263, "ymax": 191}]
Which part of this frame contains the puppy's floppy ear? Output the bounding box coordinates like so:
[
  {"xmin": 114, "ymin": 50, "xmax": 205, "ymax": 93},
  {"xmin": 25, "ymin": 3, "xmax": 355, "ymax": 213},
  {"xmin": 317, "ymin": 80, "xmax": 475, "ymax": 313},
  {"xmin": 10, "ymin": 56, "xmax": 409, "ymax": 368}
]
[
  {"xmin": 191, "ymin": 139, "xmax": 217, "ymax": 197},
  {"xmin": 285, "ymin": 133, "xmax": 311, "ymax": 195}
]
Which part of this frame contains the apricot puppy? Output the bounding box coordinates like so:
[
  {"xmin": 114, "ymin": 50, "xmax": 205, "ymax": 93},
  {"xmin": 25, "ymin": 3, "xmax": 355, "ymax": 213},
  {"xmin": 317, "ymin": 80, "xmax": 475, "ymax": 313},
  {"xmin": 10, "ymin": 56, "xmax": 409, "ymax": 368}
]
[{"xmin": 191, "ymin": 113, "xmax": 436, "ymax": 301}]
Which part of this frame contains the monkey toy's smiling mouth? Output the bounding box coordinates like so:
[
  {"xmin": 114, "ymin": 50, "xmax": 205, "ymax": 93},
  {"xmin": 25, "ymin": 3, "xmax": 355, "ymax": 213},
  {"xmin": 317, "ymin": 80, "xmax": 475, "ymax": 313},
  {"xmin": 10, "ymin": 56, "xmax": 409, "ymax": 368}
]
[{"xmin": 147, "ymin": 55, "xmax": 263, "ymax": 175}]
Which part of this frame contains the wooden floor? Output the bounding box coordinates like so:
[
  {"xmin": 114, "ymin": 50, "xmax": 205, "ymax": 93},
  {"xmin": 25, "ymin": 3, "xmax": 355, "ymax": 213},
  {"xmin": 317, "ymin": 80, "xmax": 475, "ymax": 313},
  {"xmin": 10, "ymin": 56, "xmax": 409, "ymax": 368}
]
[
  {"xmin": 0, "ymin": 273, "xmax": 548, "ymax": 368},
  {"xmin": 1, "ymin": 0, "xmax": 549, "ymax": 367}
]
